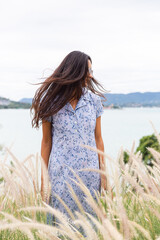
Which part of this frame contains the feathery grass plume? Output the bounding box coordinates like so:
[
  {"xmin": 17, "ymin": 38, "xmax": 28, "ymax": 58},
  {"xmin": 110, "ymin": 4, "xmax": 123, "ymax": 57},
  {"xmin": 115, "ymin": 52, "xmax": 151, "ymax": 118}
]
[
  {"xmin": 65, "ymin": 165, "xmax": 106, "ymax": 222},
  {"xmin": 0, "ymin": 147, "xmax": 41, "ymax": 207},
  {"xmin": 79, "ymin": 143, "xmax": 114, "ymax": 197},
  {"xmin": 18, "ymin": 205, "xmax": 85, "ymax": 239},
  {"xmin": 64, "ymin": 181, "xmax": 86, "ymax": 215},
  {"xmin": 50, "ymin": 191, "xmax": 76, "ymax": 220},
  {"xmin": 0, "ymin": 221, "xmax": 61, "ymax": 238},
  {"xmin": 40, "ymin": 155, "xmax": 51, "ymax": 204},
  {"xmin": 99, "ymin": 189, "xmax": 116, "ymax": 223},
  {"xmin": 0, "ymin": 212, "xmax": 35, "ymax": 240},
  {"xmin": 77, "ymin": 167, "xmax": 113, "ymax": 200},
  {"xmin": 73, "ymin": 211, "xmax": 100, "ymax": 239},
  {"xmin": 125, "ymin": 152, "xmax": 156, "ymax": 195},
  {"xmin": 147, "ymin": 147, "xmax": 160, "ymax": 165},
  {"xmin": 113, "ymin": 152, "xmax": 131, "ymax": 239},
  {"xmin": 129, "ymin": 220, "xmax": 152, "ymax": 240},
  {"xmin": 86, "ymin": 211, "xmax": 123, "ymax": 240},
  {"xmin": 66, "ymin": 167, "xmax": 123, "ymax": 237},
  {"xmin": 36, "ymin": 231, "xmax": 61, "ymax": 240},
  {"xmin": 149, "ymin": 120, "xmax": 160, "ymax": 145}
]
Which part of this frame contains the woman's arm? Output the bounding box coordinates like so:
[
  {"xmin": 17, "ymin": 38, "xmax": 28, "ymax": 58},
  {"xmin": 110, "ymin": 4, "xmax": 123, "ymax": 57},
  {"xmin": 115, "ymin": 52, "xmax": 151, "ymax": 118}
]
[
  {"xmin": 95, "ymin": 116, "xmax": 106, "ymax": 190},
  {"xmin": 41, "ymin": 120, "xmax": 52, "ymax": 167},
  {"xmin": 41, "ymin": 120, "xmax": 52, "ymax": 197}
]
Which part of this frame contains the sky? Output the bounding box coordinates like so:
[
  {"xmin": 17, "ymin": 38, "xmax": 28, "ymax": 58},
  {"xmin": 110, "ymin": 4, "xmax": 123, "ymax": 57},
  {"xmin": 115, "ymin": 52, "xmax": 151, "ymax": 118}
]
[{"xmin": 0, "ymin": 0, "xmax": 160, "ymax": 101}]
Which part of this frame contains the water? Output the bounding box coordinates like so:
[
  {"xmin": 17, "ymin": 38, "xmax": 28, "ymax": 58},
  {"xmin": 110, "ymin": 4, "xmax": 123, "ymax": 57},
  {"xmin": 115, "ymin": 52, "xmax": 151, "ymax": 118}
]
[{"xmin": 0, "ymin": 108, "xmax": 159, "ymax": 163}]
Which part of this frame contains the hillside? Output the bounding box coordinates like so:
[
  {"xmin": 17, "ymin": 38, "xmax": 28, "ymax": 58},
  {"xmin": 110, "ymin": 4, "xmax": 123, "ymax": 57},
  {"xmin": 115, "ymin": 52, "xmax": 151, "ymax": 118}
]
[
  {"xmin": 20, "ymin": 98, "xmax": 33, "ymax": 104},
  {"xmin": 103, "ymin": 92, "xmax": 160, "ymax": 107},
  {"xmin": 20, "ymin": 92, "xmax": 160, "ymax": 108},
  {"xmin": 0, "ymin": 97, "xmax": 31, "ymax": 109},
  {"xmin": 1, "ymin": 92, "xmax": 159, "ymax": 109}
]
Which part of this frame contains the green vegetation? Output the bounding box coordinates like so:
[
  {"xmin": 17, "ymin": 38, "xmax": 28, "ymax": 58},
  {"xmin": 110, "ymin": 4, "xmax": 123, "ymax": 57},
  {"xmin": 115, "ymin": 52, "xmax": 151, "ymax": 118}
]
[
  {"xmin": 0, "ymin": 144, "xmax": 3, "ymax": 151},
  {"xmin": 0, "ymin": 102, "xmax": 31, "ymax": 109},
  {"xmin": 124, "ymin": 133, "xmax": 160, "ymax": 166},
  {"xmin": 136, "ymin": 134, "xmax": 160, "ymax": 166},
  {"xmin": 0, "ymin": 96, "xmax": 31, "ymax": 109}
]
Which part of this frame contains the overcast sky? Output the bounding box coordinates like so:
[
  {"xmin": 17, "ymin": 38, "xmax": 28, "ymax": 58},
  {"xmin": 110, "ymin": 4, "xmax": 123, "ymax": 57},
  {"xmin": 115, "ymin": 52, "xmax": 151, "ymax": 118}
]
[{"xmin": 0, "ymin": 0, "xmax": 160, "ymax": 101}]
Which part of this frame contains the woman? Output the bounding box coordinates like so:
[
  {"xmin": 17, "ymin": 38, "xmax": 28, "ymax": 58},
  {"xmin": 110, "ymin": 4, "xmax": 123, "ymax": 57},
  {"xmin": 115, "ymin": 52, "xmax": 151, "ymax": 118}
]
[{"xmin": 30, "ymin": 50, "xmax": 108, "ymax": 225}]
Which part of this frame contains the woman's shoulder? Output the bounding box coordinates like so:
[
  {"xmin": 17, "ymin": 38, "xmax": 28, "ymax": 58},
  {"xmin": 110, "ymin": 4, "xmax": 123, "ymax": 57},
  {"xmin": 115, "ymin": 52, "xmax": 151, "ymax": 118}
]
[
  {"xmin": 87, "ymin": 90, "xmax": 104, "ymax": 118},
  {"xmin": 87, "ymin": 89, "xmax": 102, "ymax": 103}
]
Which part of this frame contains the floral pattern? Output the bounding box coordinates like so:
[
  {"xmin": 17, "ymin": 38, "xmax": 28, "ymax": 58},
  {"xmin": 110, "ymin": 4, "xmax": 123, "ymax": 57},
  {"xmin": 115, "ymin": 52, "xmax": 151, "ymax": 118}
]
[{"xmin": 45, "ymin": 87, "xmax": 104, "ymax": 224}]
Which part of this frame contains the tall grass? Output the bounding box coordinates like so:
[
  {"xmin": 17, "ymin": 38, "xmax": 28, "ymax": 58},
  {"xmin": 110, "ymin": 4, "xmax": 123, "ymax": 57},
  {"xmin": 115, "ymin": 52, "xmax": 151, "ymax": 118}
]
[{"xmin": 0, "ymin": 121, "xmax": 160, "ymax": 239}]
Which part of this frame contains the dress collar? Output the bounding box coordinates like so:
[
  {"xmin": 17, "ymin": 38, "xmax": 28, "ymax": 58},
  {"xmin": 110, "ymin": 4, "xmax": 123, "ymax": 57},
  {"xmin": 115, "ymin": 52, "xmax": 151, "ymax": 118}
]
[{"xmin": 65, "ymin": 87, "xmax": 90, "ymax": 113}]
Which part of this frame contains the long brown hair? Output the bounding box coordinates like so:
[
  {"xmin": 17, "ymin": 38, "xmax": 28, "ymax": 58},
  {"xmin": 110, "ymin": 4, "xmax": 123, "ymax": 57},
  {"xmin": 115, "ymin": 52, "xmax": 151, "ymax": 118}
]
[{"xmin": 30, "ymin": 50, "xmax": 108, "ymax": 129}]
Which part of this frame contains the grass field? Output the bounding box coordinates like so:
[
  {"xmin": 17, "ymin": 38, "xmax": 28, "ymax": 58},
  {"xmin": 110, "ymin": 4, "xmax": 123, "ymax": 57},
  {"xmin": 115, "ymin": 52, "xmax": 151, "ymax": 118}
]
[{"xmin": 0, "ymin": 122, "xmax": 160, "ymax": 239}]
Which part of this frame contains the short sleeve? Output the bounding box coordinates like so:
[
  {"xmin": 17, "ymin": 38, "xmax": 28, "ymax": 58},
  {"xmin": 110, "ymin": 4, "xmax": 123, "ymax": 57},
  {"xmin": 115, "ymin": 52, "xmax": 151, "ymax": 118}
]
[
  {"xmin": 43, "ymin": 115, "xmax": 52, "ymax": 123},
  {"xmin": 95, "ymin": 95, "xmax": 104, "ymax": 118}
]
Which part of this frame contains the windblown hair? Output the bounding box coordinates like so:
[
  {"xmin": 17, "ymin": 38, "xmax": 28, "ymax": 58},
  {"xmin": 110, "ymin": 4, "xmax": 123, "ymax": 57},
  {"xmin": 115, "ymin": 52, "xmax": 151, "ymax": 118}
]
[{"xmin": 30, "ymin": 50, "xmax": 108, "ymax": 129}]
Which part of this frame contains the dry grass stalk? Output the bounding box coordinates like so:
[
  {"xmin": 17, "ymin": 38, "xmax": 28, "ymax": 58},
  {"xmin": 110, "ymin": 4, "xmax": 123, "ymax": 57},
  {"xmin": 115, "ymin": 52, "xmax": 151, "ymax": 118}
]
[
  {"xmin": 129, "ymin": 220, "xmax": 152, "ymax": 240},
  {"xmin": 0, "ymin": 211, "xmax": 35, "ymax": 240}
]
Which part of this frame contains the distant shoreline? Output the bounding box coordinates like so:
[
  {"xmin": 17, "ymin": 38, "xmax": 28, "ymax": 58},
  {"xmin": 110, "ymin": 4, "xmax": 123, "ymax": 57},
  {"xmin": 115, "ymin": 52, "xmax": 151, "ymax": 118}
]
[
  {"xmin": 1, "ymin": 91, "xmax": 160, "ymax": 109},
  {"xmin": 0, "ymin": 105, "xmax": 160, "ymax": 110}
]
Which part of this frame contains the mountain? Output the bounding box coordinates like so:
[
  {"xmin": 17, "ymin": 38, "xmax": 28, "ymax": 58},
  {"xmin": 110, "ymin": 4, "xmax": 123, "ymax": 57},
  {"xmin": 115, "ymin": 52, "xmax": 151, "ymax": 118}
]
[
  {"xmin": 20, "ymin": 98, "xmax": 32, "ymax": 104},
  {"xmin": 0, "ymin": 97, "xmax": 10, "ymax": 106},
  {"xmin": 19, "ymin": 92, "xmax": 160, "ymax": 108},
  {"xmin": 0, "ymin": 97, "xmax": 31, "ymax": 109},
  {"xmin": 102, "ymin": 92, "xmax": 160, "ymax": 107}
]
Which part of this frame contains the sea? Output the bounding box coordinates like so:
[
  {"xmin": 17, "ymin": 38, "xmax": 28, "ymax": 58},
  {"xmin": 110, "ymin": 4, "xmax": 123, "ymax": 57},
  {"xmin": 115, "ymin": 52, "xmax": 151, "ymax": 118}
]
[{"xmin": 0, "ymin": 108, "xmax": 159, "ymax": 178}]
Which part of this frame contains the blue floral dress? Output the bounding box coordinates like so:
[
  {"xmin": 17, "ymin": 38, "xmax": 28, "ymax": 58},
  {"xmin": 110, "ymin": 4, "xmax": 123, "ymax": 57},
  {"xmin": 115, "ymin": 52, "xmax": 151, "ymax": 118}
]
[{"xmin": 45, "ymin": 87, "xmax": 104, "ymax": 225}]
